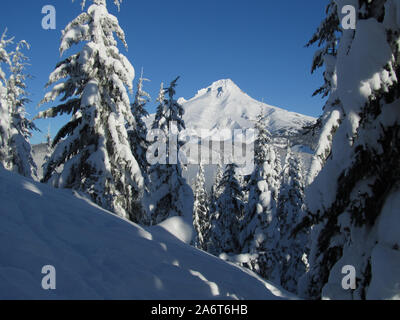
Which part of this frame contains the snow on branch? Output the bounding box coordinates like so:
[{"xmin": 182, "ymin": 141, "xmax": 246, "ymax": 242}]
[{"xmin": 72, "ymin": 0, "xmax": 123, "ymax": 11}]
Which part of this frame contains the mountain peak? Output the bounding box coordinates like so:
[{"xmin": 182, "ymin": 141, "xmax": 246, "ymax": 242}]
[
  {"xmin": 193, "ymin": 79, "xmax": 241, "ymax": 100},
  {"xmin": 209, "ymin": 78, "xmax": 237, "ymax": 89}
]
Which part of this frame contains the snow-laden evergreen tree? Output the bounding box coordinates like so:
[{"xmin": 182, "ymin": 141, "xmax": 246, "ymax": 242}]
[
  {"xmin": 42, "ymin": 126, "xmax": 53, "ymax": 173},
  {"xmin": 211, "ymin": 162, "xmax": 224, "ymax": 203},
  {"xmin": 304, "ymin": 0, "xmax": 342, "ymax": 184},
  {"xmin": 239, "ymin": 112, "xmax": 280, "ymax": 251},
  {"xmin": 0, "ymin": 31, "xmax": 37, "ymax": 178},
  {"xmin": 76, "ymin": 0, "xmax": 123, "ymax": 11},
  {"xmin": 306, "ymin": 0, "xmax": 340, "ymax": 99},
  {"xmin": 239, "ymin": 173, "xmax": 250, "ymax": 207},
  {"xmin": 36, "ymin": 0, "xmax": 145, "ymax": 221},
  {"xmin": 146, "ymin": 78, "xmax": 193, "ymax": 225},
  {"xmin": 305, "ymin": 0, "xmax": 343, "ymax": 185},
  {"xmin": 192, "ymin": 163, "xmax": 210, "ymax": 251},
  {"xmin": 276, "ymin": 144, "xmax": 309, "ymax": 294},
  {"xmin": 298, "ymin": 0, "xmax": 400, "ymax": 300},
  {"xmin": 152, "ymin": 82, "xmax": 166, "ymax": 130},
  {"xmin": 0, "ymin": 30, "xmax": 12, "ymax": 167},
  {"xmin": 6, "ymin": 40, "xmax": 37, "ymax": 179},
  {"xmin": 208, "ymin": 163, "xmax": 244, "ymax": 254},
  {"xmin": 205, "ymin": 162, "xmax": 224, "ymax": 253},
  {"xmin": 128, "ymin": 69, "xmax": 150, "ymax": 178},
  {"xmin": 0, "ymin": 84, "xmax": 8, "ymax": 167},
  {"xmin": 238, "ymin": 111, "xmax": 281, "ymax": 283},
  {"xmin": 152, "ymin": 78, "xmax": 185, "ymax": 134},
  {"xmin": 208, "ymin": 163, "xmax": 224, "ymax": 215}
]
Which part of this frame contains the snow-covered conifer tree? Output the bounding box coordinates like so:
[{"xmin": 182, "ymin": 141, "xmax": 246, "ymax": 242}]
[
  {"xmin": 128, "ymin": 69, "xmax": 150, "ymax": 177},
  {"xmin": 239, "ymin": 111, "xmax": 281, "ymax": 283},
  {"xmin": 6, "ymin": 40, "xmax": 37, "ymax": 179},
  {"xmin": 276, "ymin": 144, "xmax": 309, "ymax": 294},
  {"xmin": 205, "ymin": 162, "xmax": 224, "ymax": 253},
  {"xmin": 36, "ymin": 0, "xmax": 144, "ymax": 221},
  {"xmin": 211, "ymin": 162, "xmax": 224, "ymax": 202},
  {"xmin": 0, "ymin": 30, "xmax": 12, "ymax": 167},
  {"xmin": 240, "ymin": 112, "xmax": 280, "ymax": 252},
  {"xmin": 146, "ymin": 78, "xmax": 193, "ymax": 225},
  {"xmin": 0, "ymin": 31, "xmax": 37, "ymax": 178},
  {"xmin": 299, "ymin": 0, "xmax": 400, "ymax": 300},
  {"xmin": 208, "ymin": 163, "xmax": 224, "ymax": 215},
  {"xmin": 305, "ymin": 0, "xmax": 343, "ymax": 185},
  {"xmin": 193, "ymin": 163, "xmax": 210, "ymax": 251},
  {"xmin": 42, "ymin": 126, "xmax": 53, "ymax": 173},
  {"xmin": 152, "ymin": 82, "xmax": 166, "ymax": 131},
  {"xmin": 208, "ymin": 163, "xmax": 244, "ymax": 254}
]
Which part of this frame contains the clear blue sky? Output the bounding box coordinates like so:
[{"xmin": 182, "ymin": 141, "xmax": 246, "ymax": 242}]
[{"xmin": 0, "ymin": 0, "xmax": 328, "ymax": 144}]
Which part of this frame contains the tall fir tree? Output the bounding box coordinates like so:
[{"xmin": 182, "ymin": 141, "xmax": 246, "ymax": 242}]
[
  {"xmin": 306, "ymin": 0, "xmax": 343, "ymax": 185},
  {"xmin": 208, "ymin": 163, "xmax": 224, "ymax": 215},
  {"xmin": 239, "ymin": 111, "xmax": 282, "ymax": 283},
  {"xmin": 152, "ymin": 82, "xmax": 166, "ymax": 131},
  {"xmin": 210, "ymin": 162, "xmax": 224, "ymax": 206},
  {"xmin": 276, "ymin": 144, "xmax": 309, "ymax": 294},
  {"xmin": 6, "ymin": 40, "xmax": 37, "ymax": 179},
  {"xmin": 208, "ymin": 163, "xmax": 244, "ymax": 255},
  {"xmin": 36, "ymin": 0, "xmax": 145, "ymax": 221},
  {"xmin": 298, "ymin": 0, "xmax": 400, "ymax": 299},
  {"xmin": 146, "ymin": 77, "xmax": 193, "ymax": 225},
  {"xmin": 0, "ymin": 31, "xmax": 37, "ymax": 178},
  {"xmin": 42, "ymin": 126, "xmax": 53, "ymax": 174},
  {"xmin": 205, "ymin": 162, "xmax": 224, "ymax": 253},
  {"xmin": 128, "ymin": 69, "xmax": 150, "ymax": 179},
  {"xmin": 192, "ymin": 163, "xmax": 210, "ymax": 251},
  {"xmin": 240, "ymin": 112, "xmax": 281, "ymax": 251},
  {"xmin": 0, "ymin": 30, "xmax": 12, "ymax": 167}
]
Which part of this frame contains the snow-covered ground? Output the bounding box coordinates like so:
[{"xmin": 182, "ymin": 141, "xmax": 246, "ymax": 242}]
[{"xmin": 0, "ymin": 167, "xmax": 294, "ymax": 300}]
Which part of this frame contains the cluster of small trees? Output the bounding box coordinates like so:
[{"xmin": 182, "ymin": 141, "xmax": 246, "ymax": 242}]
[{"xmin": 192, "ymin": 113, "xmax": 309, "ymax": 294}]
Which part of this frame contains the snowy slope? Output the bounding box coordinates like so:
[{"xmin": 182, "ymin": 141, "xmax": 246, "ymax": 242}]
[
  {"xmin": 0, "ymin": 167, "xmax": 293, "ymax": 300},
  {"xmin": 180, "ymin": 79, "xmax": 315, "ymax": 137}
]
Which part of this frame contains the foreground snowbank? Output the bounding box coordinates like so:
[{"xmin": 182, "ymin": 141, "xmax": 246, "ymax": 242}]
[{"xmin": 0, "ymin": 168, "xmax": 292, "ymax": 300}]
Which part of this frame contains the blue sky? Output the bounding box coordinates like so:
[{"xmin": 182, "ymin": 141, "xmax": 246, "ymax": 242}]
[{"xmin": 0, "ymin": 0, "xmax": 328, "ymax": 144}]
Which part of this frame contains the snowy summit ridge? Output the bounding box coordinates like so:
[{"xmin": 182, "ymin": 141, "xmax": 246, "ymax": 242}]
[
  {"xmin": 180, "ymin": 79, "xmax": 316, "ymax": 136},
  {"xmin": 192, "ymin": 79, "xmax": 243, "ymax": 99}
]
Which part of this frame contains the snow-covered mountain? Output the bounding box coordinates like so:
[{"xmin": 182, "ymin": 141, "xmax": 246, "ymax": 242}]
[
  {"xmin": 0, "ymin": 167, "xmax": 293, "ymax": 299},
  {"xmin": 179, "ymin": 79, "xmax": 315, "ymax": 137},
  {"xmin": 172, "ymin": 80, "xmax": 316, "ymax": 187}
]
